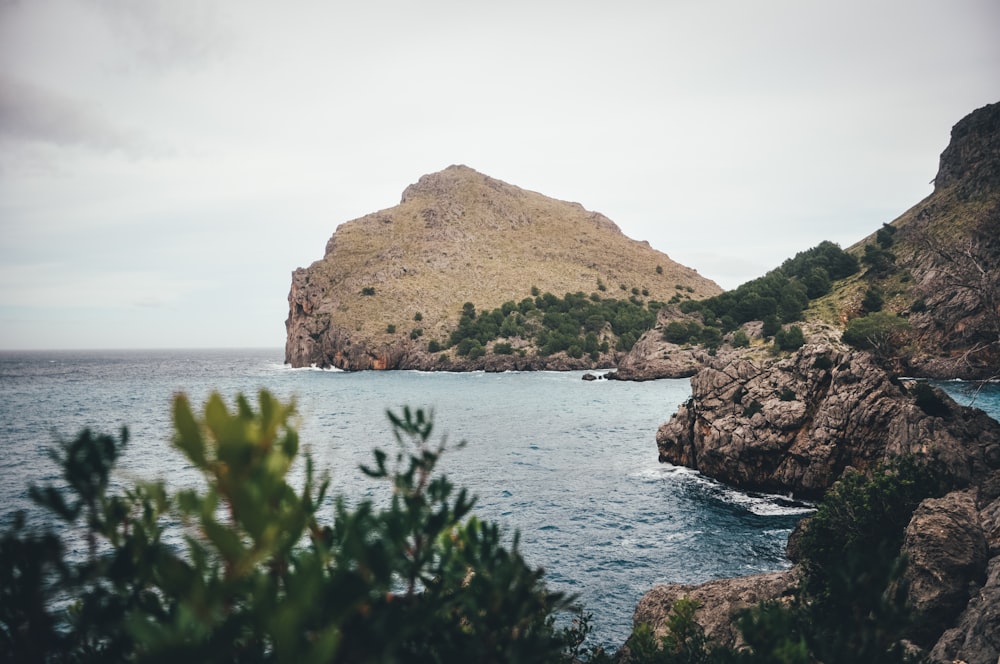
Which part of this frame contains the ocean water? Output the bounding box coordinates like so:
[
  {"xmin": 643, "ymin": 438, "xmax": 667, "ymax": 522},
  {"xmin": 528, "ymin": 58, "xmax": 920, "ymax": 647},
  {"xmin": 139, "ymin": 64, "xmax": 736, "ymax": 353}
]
[{"xmin": 1, "ymin": 349, "xmax": 995, "ymax": 648}]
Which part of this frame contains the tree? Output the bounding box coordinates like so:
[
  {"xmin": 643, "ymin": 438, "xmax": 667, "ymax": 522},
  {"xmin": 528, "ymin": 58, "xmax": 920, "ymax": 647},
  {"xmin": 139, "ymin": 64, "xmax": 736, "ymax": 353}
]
[
  {"xmin": 842, "ymin": 312, "xmax": 909, "ymax": 359},
  {"xmin": 861, "ymin": 288, "xmax": 883, "ymax": 313}
]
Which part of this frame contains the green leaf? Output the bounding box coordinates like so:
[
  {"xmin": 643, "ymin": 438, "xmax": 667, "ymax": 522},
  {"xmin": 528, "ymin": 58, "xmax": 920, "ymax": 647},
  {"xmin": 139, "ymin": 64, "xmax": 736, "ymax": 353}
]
[{"xmin": 172, "ymin": 394, "xmax": 207, "ymax": 467}]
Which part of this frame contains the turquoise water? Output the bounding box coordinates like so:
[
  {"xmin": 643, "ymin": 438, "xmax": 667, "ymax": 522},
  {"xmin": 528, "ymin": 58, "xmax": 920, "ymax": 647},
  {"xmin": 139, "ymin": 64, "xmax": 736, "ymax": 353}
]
[{"xmin": 2, "ymin": 349, "xmax": 994, "ymax": 648}]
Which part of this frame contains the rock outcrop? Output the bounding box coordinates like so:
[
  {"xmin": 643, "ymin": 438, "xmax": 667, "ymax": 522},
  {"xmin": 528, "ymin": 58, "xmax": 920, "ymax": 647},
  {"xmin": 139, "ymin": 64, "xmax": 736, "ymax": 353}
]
[
  {"xmin": 655, "ymin": 343, "xmax": 1000, "ymax": 499},
  {"xmin": 632, "ymin": 569, "xmax": 799, "ymax": 651},
  {"xmin": 634, "ymin": 103, "xmax": 1000, "ymax": 661},
  {"xmin": 285, "ymin": 165, "xmax": 720, "ymax": 370},
  {"xmin": 848, "ymin": 101, "xmax": 1000, "ymax": 380},
  {"xmin": 903, "ymin": 491, "xmax": 988, "ymax": 646}
]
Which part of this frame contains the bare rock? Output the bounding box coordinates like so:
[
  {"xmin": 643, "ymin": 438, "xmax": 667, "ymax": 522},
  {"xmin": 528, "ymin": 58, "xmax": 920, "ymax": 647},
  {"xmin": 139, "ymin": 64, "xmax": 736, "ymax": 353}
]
[
  {"xmin": 930, "ymin": 554, "xmax": 1000, "ymax": 664},
  {"xmin": 902, "ymin": 491, "xmax": 988, "ymax": 645},
  {"xmin": 632, "ymin": 569, "xmax": 799, "ymax": 651},
  {"xmin": 656, "ymin": 343, "xmax": 1000, "ymax": 498}
]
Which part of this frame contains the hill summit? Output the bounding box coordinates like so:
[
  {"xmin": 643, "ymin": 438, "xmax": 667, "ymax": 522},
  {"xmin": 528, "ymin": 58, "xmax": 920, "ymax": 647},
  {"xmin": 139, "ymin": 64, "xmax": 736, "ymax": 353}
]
[{"xmin": 285, "ymin": 165, "xmax": 721, "ymax": 370}]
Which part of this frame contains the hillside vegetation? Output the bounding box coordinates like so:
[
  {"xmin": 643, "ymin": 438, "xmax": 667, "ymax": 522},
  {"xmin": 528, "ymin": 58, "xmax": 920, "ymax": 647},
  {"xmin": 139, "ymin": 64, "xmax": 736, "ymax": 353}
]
[{"xmin": 623, "ymin": 101, "xmax": 1000, "ymax": 380}]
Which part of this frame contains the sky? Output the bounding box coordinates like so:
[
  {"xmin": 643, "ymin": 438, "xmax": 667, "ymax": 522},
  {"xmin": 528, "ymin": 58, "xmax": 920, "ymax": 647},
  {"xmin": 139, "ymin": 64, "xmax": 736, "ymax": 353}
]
[{"xmin": 1, "ymin": 1, "xmax": 998, "ymax": 350}]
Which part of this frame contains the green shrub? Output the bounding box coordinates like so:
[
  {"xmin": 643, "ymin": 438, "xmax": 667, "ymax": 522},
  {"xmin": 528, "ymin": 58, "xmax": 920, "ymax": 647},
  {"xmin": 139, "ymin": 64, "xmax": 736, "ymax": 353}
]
[
  {"xmin": 414, "ymin": 312, "xmax": 423, "ymax": 321},
  {"xmin": 793, "ymin": 457, "xmax": 948, "ymax": 661},
  {"xmin": 774, "ymin": 326, "xmax": 805, "ymax": 351},
  {"xmin": 427, "ymin": 339, "xmax": 442, "ymax": 353},
  {"xmin": 779, "ymin": 387, "xmax": 796, "ymax": 401},
  {"xmin": 842, "ymin": 312, "xmax": 909, "ymax": 357},
  {"xmin": 493, "ymin": 342, "xmax": 514, "ymax": 355},
  {"xmin": 410, "ymin": 327, "xmax": 423, "ymax": 339},
  {"xmin": 731, "ymin": 330, "xmax": 750, "ymax": 348},
  {"xmin": 698, "ymin": 326, "xmax": 723, "ymax": 350},
  {"xmin": 862, "ymin": 288, "xmax": 884, "ymax": 313},
  {"xmin": 387, "ymin": 324, "xmax": 396, "ymax": 333},
  {"xmin": 361, "ymin": 286, "xmax": 376, "ymax": 296},
  {"xmin": 1, "ymin": 394, "xmax": 587, "ymax": 663},
  {"xmin": 762, "ymin": 315, "xmax": 780, "ymax": 338}
]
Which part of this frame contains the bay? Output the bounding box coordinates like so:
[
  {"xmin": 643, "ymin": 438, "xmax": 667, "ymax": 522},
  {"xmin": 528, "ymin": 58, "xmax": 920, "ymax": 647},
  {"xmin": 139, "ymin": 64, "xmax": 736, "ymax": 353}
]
[{"xmin": 20, "ymin": 348, "xmax": 986, "ymax": 647}]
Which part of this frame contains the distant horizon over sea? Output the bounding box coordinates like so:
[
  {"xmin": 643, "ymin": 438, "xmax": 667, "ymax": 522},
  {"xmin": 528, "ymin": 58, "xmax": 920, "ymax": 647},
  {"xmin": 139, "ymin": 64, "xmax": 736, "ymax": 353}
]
[{"xmin": 1, "ymin": 348, "xmax": 996, "ymax": 648}]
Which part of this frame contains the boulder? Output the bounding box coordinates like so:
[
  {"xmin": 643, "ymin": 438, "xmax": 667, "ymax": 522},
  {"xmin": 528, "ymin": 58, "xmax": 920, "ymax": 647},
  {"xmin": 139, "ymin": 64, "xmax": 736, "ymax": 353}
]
[
  {"xmin": 656, "ymin": 343, "xmax": 1000, "ymax": 498},
  {"xmin": 902, "ymin": 491, "xmax": 988, "ymax": 645},
  {"xmin": 930, "ymin": 554, "xmax": 1000, "ymax": 664}
]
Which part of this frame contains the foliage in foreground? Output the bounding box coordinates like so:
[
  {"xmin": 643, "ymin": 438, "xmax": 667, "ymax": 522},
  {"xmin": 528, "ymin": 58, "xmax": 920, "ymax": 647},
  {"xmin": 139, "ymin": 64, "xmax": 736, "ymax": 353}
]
[
  {"xmin": 623, "ymin": 457, "xmax": 948, "ymax": 664},
  {"xmin": 0, "ymin": 392, "xmax": 591, "ymax": 663}
]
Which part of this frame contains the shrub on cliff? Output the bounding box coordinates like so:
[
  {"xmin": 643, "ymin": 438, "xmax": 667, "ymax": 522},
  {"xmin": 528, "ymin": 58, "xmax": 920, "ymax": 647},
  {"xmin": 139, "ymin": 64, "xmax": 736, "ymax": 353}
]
[
  {"xmin": 0, "ymin": 393, "xmax": 590, "ymax": 662},
  {"xmin": 842, "ymin": 312, "xmax": 909, "ymax": 359},
  {"xmin": 734, "ymin": 458, "xmax": 949, "ymax": 664},
  {"xmin": 774, "ymin": 326, "xmax": 805, "ymax": 352}
]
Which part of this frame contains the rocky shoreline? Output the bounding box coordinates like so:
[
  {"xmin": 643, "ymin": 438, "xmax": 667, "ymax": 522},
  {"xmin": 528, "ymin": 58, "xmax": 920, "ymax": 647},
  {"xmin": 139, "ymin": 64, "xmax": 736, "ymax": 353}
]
[{"xmin": 632, "ymin": 340, "xmax": 1000, "ymax": 663}]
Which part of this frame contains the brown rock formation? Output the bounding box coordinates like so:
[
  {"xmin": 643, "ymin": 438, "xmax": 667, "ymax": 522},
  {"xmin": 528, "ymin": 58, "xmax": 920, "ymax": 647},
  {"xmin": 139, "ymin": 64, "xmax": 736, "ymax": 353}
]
[
  {"xmin": 655, "ymin": 343, "xmax": 1000, "ymax": 499},
  {"xmin": 285, "ymin": 165, "xmax": 720, "ymax": 370},
  {"xmin": 632, "ymin": 569, "xmax": 799, "ymax": 651},
  {"xmin": 903, "ymin": 491, "xmax": 989, "ymax": 644}
]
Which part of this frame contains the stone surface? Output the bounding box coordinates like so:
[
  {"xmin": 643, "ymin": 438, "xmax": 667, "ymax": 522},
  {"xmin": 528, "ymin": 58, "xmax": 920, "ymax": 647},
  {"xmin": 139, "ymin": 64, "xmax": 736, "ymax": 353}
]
[
  {"xmin": 902, "ymin": 491, "xmax": 988, "ymax": 645},
  {"xmin": 632, "ymin": 569, "xmax": 799, "ymax": 651},
  {"xmin": 930, "ymin": 552, "xmax": 1000, "ymax": 664},
  {"xmin": 655, "ymin": 343, "xmax": 1000, "ymax": 498}
]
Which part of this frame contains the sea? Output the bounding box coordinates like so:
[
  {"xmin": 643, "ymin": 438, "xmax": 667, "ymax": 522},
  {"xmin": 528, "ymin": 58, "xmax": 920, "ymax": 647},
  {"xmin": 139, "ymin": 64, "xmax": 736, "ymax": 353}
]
[{"xmin": 1, "ymin": 348, "xmax": 997, "ymax": 649}]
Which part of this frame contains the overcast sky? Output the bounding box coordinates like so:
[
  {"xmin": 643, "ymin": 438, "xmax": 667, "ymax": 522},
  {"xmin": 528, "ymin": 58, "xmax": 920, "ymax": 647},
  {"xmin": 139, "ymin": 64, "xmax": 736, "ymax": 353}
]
[{"xmin": 1, "ymin": 0, "xmax": 998, "ymax": 350}]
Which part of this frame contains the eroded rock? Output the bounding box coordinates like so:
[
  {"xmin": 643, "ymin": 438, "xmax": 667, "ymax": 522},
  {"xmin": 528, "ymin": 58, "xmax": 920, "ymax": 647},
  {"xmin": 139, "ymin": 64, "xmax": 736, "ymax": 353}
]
[{"xmin": 656, "ymin": 343, "xmax": 1000, "ymax": 498}]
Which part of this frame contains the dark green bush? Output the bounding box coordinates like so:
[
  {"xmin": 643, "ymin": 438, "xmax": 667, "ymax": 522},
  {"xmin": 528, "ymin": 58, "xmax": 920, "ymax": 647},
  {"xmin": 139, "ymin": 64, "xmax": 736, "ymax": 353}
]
[
  {"xmin": 774, "ymin": 326, "xmax": 805, "ymax": 352},
  {"xmin": 361, "ymin": 286, "xmax": 376, "ymax": 296},
  {"xmin": 494, "ymin": 342, "xmax": 514, "ymax": 355},
  {"xmin": 842, "ymin": 312, "xmax": 909, "ymax": 357},
  {"xmin": 678, "ymin": 241, "xmax": 855, "ymax": 335},
  {"xmin": 387, "ymin": 324, "xmax": 396, "ymax": 333},
  {"xmin": 862, "ymin": 288, "xmax": 884, "ymax": 313}
]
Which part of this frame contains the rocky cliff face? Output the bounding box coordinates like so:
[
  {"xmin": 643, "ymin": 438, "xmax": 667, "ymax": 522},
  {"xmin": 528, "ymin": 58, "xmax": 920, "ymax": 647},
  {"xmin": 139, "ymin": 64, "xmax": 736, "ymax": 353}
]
[
  {"xmin": 862, "ymin": 101, "xmax": 1000, "ymax": 379},
  {"xmin": 285, "ymin": 165, "xmax": 720, "ymax": 369},
  {"xmin": 655, "ymin": 343, "xmax": 1000, "ymax": 499}
]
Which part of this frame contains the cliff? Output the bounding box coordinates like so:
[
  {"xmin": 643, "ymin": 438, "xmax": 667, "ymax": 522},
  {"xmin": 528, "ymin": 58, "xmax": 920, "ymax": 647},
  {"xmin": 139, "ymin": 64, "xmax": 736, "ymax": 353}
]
[
  {"xmin": 655, "ymin": 343, "xmax": 1000, "ymax": 500},
  {"xmin": 285, "ymin": 165, "xmax": 721, "ymax": 370},
  {"xmin": 833, "ymin": 101, "xmax": 1000, "ymax": 379},
  {"xmin": 616, "ymin": 101, "xmax": 1000, "ymax": 381}
]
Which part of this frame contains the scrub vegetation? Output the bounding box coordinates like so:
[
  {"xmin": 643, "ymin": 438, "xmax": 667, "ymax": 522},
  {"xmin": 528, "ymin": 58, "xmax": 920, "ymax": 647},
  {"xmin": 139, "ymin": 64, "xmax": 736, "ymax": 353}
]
[{"xmin": 438, "ymin": 288, "xmax": 662, "ymax": 358}]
